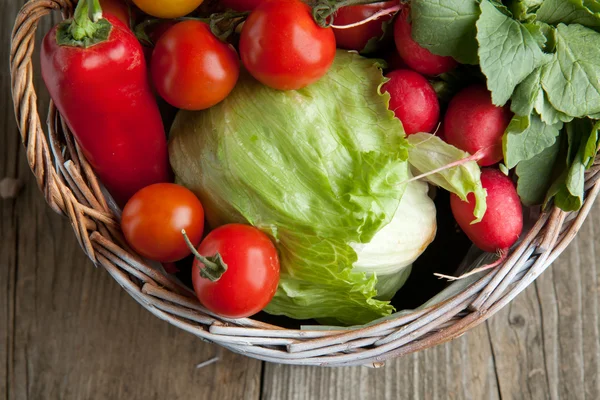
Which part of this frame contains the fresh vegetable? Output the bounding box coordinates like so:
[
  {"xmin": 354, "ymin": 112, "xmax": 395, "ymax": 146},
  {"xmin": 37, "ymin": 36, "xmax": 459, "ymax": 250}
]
[
  {"xmin": 151, "ymin": 20, "xmax": 240, "ymax": 110},
  {"xmin": 100, "ymin": 0, "xmax": 130, "ymax": 26},
  {"xmin": 444, "ymin": 85, "xmax": 513, "ymax": 166},
  {"xmin": 41, "ymin": 0, "xmax": 171, "ymax": 207},
  {"xmin": 220, "ymin": 0, "xmax": 264, "ymax": 11},
  {"xmin": 188, "ymin": 224, "xmax": 280, "ymax": 319},
  {"xmin": 394, "ymin": 6, "xmax": 458, "ymax": 76},
  {"xmin": 382, "ymin": 69, "xmax": 440, "ymax": 135},
  {"xmin": 239, "ymin": 0, "xmax": 336, "ymax": 90},
  {"xmin": 132, "ymin": 0, "xmax": 204, "ymax": 18},
  {"xmin": 169, "ymin": 51, "xmax": 486, "ymax": 325},
  {"xmin": 332, "ymin": 1, "xmax": 397, "ymax": 53},
  {"xmin": 121, "ymin": 183, "xmax": 205, "ymax": 263},
  {"xmin": 451, "ymin": 169, "xmax": 523, "ymax": 253},
  {"xmin": 409, "ymin": 0, "xmax": 600, "ymax": 212}
]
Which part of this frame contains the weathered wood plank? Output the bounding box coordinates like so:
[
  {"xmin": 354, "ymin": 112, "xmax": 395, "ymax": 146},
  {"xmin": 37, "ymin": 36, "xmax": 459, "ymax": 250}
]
[
  {"xmin": 533, "ymin": 204, "xmax": 600, "ymax": 400},
  {"xmin": 2, "ymin": 2, "xmax": 263, "ymax": 399},
  {"xmin": 261, "ymin": 325, "xmax": 501, "ymax": 400}
]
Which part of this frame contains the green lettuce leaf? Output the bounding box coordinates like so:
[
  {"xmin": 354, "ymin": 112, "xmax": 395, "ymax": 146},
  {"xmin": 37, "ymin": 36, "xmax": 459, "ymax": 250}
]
[
  {"xmin": 477, "ymin": 0, "xmax": 552, "ymax": 106},
  {"xmin": 406, "ymin": 133, "xmax": 487, "ymax": 223},
  {"xmin": 541, "ymin": 24, "xmax": 600, "ymax": 118},
  {"xmin": 411, "ymin": 0, "xmax": 481, "ymax": 65},
  {"xmin": 169, "ymin": 51, "xmax": 411, "ymax": 325},
  {"xmin": 503, "ymin": 113, "xmax": 562, "ymax": 169}
]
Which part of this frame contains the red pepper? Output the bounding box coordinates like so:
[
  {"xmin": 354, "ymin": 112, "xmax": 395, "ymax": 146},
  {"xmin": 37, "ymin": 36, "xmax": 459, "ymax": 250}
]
[{"xmin": 41, "ymin": 0, "xmax": 172, "ymax": 207}]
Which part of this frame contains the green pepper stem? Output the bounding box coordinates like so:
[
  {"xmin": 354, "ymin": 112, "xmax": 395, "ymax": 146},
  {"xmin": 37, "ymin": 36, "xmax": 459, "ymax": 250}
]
[
  {"xmin": 88, "ymin": 0, "xmax": 104, "ymax": 22},
  {"xmin": 68, "ymin": 0, "xmax": 106, "ymax": 41},
  {"xmin": 181, "ymin": 229, "xmax": 228, "ymax": 282}
]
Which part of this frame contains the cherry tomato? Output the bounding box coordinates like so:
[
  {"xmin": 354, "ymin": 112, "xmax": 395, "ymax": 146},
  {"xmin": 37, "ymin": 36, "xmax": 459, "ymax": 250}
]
[
  {"xmin": 394, "ymin": 7, "xmax": 457, "ymax": 76},
  {"xmin": 332, "ymin": 1, "xmax": 397, "ymax": 52},
  {"xmin": 132, "ymin": 0, "xmax": 204, "ymax": 18},
  {"xmin": 151, "ymin": 21, "xmax": 240, "ymax": 110},
  {"xmin": 100, "ymin": 0, "xmax": 130, "ymax": 26},
  {"xmin": 121, "ymin": 183, "xmax": 205, "ymax": 263},
  {"xmin": 239, "ymin": 0, "xmax": 336, "ymax": 90},
  {"xmin": 191, "ymin": 224, "xmax": 280, "ymax": 318},
  {"xmin": 220, "ymin": 0, "xmax": 264, "ymax": 11}
]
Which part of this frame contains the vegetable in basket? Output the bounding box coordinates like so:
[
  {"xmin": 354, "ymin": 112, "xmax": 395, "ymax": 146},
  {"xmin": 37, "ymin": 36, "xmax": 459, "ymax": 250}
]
[
  {"xmin": 169, "ymin": 51, "xmax": 486, "ymax": 325},
  {"xmin": 40, "ymin": 0, "xmax": 171, "ymax": 207},
  {"xmin": 409, "ymin": 0, "xmax": 600, "ymax": 213}
]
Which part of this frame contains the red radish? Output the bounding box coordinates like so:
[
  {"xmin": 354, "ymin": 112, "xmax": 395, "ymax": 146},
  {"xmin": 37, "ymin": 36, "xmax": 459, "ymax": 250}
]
[
  {"xmin": 444, "ymin": 85, "xmax": 513, "ymax": 166},
  {"xmin": 393, "ymin": 7, "xmax": 457, "ymax": 76},
  {"xmin": 451, "ymin": 169, "xmax": 523, "ymax": 253},
  {"xmin": 332, "ymin": 1, "xmax": 398, "ymax": 52},
  {"xmin": 382, "ymin": 69, "xmax": 440, "ymax": 135}
]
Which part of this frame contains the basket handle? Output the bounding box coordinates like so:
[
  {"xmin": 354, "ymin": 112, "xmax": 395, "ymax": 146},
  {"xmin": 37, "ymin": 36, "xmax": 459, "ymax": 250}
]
[{"xmin": 10, "ymin": 0, "xmax": 74, "ymax": 215}]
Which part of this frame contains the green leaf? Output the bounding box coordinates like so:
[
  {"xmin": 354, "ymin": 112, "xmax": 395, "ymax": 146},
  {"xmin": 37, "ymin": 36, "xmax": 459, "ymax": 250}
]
[
  {"xmin": 411, "ymin": 0, "xmax": 480, "ymax": 65},
  {"xmin": 545, "ymin": 119, "xmax": 599, "ymax": 211},
  {"xmin": 541, "ymin": 24, "xmax": 600, "ymax": 118},
  {"xmin": 583, "ymin": 121, "xmax": 600, "ymax": 167},
  {"xmin": 169, "ymin": 51, "xmax": 412, "ymax": 326},
  {"xmin": 477, "ymin": 0, "xmax": 552, "ymax": 106},
  {"xmin": 536, "ymin": 91, "xmax": 575, "ymax": 125},
  {"xmin": 537, "ymin": 0, "xmax": 600, "ymax": 29},
  {"xmin": 503, "ymin": 114, "xmax": 562, "ymax": 169},
  {"xmin": 360, "ymin": 17, "xmax": 394, "ymax": 55},
  {"xmin": 507, "ymin": 0, "xmax": 544, "ymax": 21},
  {"xmin": 516, "ymin": 137, "xmax": 561, "ymax": 206},
  {"xmin": 511, "ymin": 68, "xmax": 543, "ymax": 117},
  {"xmin": 407, "ymin": 133, "xmax": 487, "ymax": 223}
]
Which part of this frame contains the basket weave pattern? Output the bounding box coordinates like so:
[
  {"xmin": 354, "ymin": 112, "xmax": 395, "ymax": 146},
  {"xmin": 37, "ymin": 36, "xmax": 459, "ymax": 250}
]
[{"xmin": 10, "ymin": 0, "xmax": 600, "ymax": 367}]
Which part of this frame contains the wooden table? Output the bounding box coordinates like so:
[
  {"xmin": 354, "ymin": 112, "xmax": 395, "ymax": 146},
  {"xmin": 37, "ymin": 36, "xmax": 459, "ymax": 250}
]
[{"xmin": 2, "ymin": 2, "xmax": 599, "ymax": 399}]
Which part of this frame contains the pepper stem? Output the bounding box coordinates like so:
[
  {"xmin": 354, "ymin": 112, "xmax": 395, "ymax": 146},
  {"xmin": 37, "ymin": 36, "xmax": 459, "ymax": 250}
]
[
  {"xmin": 88, "ymin": 0, "xmax": 104, "ymax": 22},
  {"xmin": 59, "ymin": 0, "xmax": 112, "ymax": 47},
  {"xmin": 181, "ymin": 229, "xmax": 228, "ymax": 282}
]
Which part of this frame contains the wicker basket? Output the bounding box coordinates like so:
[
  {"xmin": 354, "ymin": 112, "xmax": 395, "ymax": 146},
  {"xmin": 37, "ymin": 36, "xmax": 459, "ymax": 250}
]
[{"xmin": 11, "ymin": 0, "xmax": 600, "ymax": 368}]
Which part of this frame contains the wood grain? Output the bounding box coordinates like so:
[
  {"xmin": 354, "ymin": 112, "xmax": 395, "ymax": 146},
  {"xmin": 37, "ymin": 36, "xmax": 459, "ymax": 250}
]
[
  {"xmin": 3, "ymin": 1, "xmax": 600, "ymax": 399},
  {"xmin": 2, "ymin": 2, "xmax": 262, "ymax": 400},
  {"xmin": 261, "ymin": 325, "xmax": 501, "ymax": 400}
]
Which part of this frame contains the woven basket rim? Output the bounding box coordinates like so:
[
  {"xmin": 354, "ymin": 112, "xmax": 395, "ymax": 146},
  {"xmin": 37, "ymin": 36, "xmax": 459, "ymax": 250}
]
[{"xmin": 10, "ymin": 0, "xmax": 600, "ymax": 367}]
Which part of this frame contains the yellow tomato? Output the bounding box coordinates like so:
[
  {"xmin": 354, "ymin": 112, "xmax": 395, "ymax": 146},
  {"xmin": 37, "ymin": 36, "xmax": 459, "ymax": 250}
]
[{"xmin": 132, "ymin": 0, "xmax": 204, "ymax": 18}]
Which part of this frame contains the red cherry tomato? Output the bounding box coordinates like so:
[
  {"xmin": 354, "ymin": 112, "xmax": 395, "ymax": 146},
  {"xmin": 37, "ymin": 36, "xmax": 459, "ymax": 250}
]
[
  {"xmin": 382, "ymin": 69, "xmax": 440, "ymax": 135},
  {"xmin": 191, "ymin": 224, "xmax": 280, "ymax": 318},
  {"xmin": 100, "ymin": 0, "xmax": 130, "ymax": 26},
  {"xmin": 220, "ymin": 0, "xmax": 264, "ymax": 11},
  {"xmin": 151, "ymin": 20, "xmax": 240, "ymax": 110},
  {"xmin": 239, "ymin": 0, "xmax": 336, "ymax": 90},
  {"xmin": 121, "ymin": 183, "xmax": 205, "ymax": 263},
  {"xmin": 332, "ymin": 1, "xmax": 397, "ymax": 52},
  {"xmin": 394, "ymin": 7, "xmax": 457, "ymax": 76}
]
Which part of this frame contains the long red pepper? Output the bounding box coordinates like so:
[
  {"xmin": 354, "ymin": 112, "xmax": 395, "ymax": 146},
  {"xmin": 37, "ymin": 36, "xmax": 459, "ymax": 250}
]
[{"xmin": 41, "ymin": 0, "xmax": 172, "ymax": 207}]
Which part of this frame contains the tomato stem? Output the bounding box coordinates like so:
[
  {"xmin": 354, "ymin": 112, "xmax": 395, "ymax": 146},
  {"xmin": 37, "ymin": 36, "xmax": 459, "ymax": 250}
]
[{"xmin": 181, "ymin": 229, "xmax": 228, "ymax": 282}]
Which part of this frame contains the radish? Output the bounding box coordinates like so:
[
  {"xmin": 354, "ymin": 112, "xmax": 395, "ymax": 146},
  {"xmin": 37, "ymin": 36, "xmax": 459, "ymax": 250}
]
[
  {"xmin": 393, "ymin": 7, "xmax": 457, "ymax": 76},
  {"xmin": 451, "ymin": 169, "xmax": 523, "ymax": 253},
  {"xmin": 444, "ymin": 85, "xmax": 513, "ymax": 166},
  {"xmin": 382, "ymin": 69, "xmax": 440, "ymax": 135}
]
